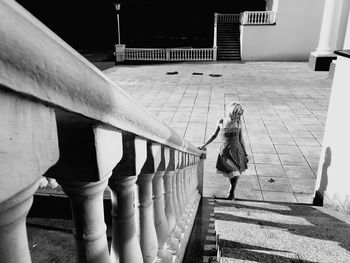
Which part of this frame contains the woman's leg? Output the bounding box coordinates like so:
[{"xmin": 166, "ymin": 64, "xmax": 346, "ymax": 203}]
[{"xmin": 227, "ymin": 173, "xmax": 240, "ymax": 200}]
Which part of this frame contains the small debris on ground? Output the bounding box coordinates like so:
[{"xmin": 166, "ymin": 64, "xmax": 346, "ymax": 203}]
[
  {"xmin": 268, "ymin": 178, "xmax": 276, "ymax": 183},
  {"xmin": 209, "ymin": 74, "xmax": 222, "ymax": 77}
]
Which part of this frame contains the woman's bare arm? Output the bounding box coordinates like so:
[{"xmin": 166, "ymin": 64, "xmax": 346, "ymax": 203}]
[{"xmin": 198, "ymin": 121, "xmax": 222, "ymax": 150}]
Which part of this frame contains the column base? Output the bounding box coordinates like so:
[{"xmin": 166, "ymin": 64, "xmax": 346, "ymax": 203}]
[
  {"xmin": 309, "ymin": 53, "xmax": 337, "ymax": 71},
  {"xmin": 328, "ymin": 61, "xmax": 337, "ymax": 80}
]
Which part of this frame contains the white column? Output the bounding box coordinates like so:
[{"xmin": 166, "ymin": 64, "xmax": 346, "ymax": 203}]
[
  {"xmin": 310, "ymin": 0, "xmax": 350, "ymax": 70},
  {"xmin": 342, "ymin": 3, "xmax": 350, "ymax": 49}
]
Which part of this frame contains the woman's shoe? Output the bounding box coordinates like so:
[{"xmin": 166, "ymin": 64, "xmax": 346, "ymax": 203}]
[{"xmin": 226, "ymin": 187, "xmax": 234, "ymax": 200}]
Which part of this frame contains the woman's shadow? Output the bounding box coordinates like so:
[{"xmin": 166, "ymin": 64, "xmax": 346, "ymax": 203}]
[{"xmin": 313, "ymin": 146, "xmax": 331, "ymax": 206}]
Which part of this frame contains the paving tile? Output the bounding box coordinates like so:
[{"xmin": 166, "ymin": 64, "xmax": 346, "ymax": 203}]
[
  {"xmin": 279, "ymin": 154, "xmax": 308, "ymax": 166},
  {"xmin": 250, "ymin": 143, "xmax": 276, "ymax": 154},
  {"xmin": 274, "ymin": 145, "xmax": 301, "ymax": 155},
  {"xmin": 283, "ymin": 165, "xmax": 315, "ymax": 179},
  {"xmin": 253, "ymin": 153, "xmax": 281, "ymax": 164},
  {"xmin": 293, "ymin": 137, "xmax": 321, "ymax": 146},
  {"xmin": 294, "ymin": 193, "xmax": 314, "ymax": 204},
  {"xmin": 255, "ymin": 164, "xmax": 285, "ymax": 177},
  {"xmin": 244, "ymin": 163, "xmax": 257, "ymax": 176},
  {"xmin": 288, "ymin": 178, "xmax": 316, "ymax": 194},
  {"xmin": 236, "ymin": 175, "xmax": 261, "ymax": 191},
  {"xmin": 259, "ymin": 177, "xmax": 293, "ymax": 192},
  {"xmin": 262, "ymin": 191, "xmax": 297, "ymax": 203},
  {"xmin": 235, "ymin": 189, "xmax": 264, "ymax": 201},
  {"xmin": 271, "ymin": 136, "xmax": 296, "ymax": 145}
]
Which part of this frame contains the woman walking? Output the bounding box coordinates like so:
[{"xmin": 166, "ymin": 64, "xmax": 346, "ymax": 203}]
[{"xmin": 199, "ymin": 102, "xmax": 248, "ymax": 200}]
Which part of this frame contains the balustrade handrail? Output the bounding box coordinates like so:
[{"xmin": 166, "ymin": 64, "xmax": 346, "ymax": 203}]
[{"xmin": 0, "ymin": 0, "xmax": 201, "ymax": 156}]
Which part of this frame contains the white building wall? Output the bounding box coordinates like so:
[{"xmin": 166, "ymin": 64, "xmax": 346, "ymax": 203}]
[
  {"xmin": 314, "ymin": 55, "xmax": 350, "ymax": 212},
  {"xmin": 241, "ymin": 0, "xmax": 325, "ymax": 61}
]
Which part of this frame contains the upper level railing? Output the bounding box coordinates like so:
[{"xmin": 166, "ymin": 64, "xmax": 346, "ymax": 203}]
[
  {"xmin": 125, "ymin": 48, "xmax": 215, "ymax": 61},
  {"xmin": 0, "ymin": 0, "xmax": 204, "ymax": 262},
  {"xmin": 241, "ymin": 11, "xmax": 277, "ymax": 25},
  {"xmin": 217, "ymin": 13, "xmax": 241, "ymax": 23}
]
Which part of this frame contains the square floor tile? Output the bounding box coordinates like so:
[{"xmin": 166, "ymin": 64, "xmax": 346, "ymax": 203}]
[
  {"xmin": 237, "ymin": 175, "xmax": 261, "ymax": 191},
  {"xmin": 283, "ymin": 165, "xmax": 315, "ymax": 178},
  {"xmin": 259, "ymin": 177, "xmax": 293, "ymax": 192},
  {"xmin": 244, "ymin": 164, "xmax": 257, "ymax": 176},
  {"xmin": 279, "ymin": 154, "xmax": 308, "ymax": 166},
  {"xmin": 288, "ymin": 178, "xmax": 316, "ymax": 194},
  {"xmin": 253, "ymin": 153, "xmax": 281, "ymax": 164},
  {"xmin": 235, "ymin": 189, "xmax": 264, "ymax": 201},
  {"xmin": 250, "ymin": 143, "xmax": 276, "ymax": 154},
  {"xmin": 271, "ymin": 136, "xmax": 296, "ymax": 145},
  {"xmin": 293, "ymin": 137, "xmax": 321, "ymax": 147},
  {"xmin": 262, "ymin": 191, "xmax": 297, "ymax": 203},
  {"xmin": 295, "ymin": 193, "xmax": 314, "ymax": 204},
  {"xmin": 255, "ymin": 164, "xmax": 285, "ymax": 177},
  {"xmin": 274, "ymin": 145, "xmax": 301, "ymax": 155}
]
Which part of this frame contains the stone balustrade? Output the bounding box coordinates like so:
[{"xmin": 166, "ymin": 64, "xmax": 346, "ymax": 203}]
[
  {"xmin": 125, "ymin": 48, "xmax": 215, "ymax": 61},
  {"xmin": 241, "ymin": 11, "xmax": 277, "ymax": 25},
  {"xmin": 0, "ymin": 1, "xmax": 204, "ymax": 262},
  {"xmin": 217, "ymin": 13, "xmax": 241, "ymax": 23}
]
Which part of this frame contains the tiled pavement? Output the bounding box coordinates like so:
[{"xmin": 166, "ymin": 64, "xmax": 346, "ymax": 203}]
[{"xmin": 104, "ymin": 61, "xmax": 332, "ymax": 204}]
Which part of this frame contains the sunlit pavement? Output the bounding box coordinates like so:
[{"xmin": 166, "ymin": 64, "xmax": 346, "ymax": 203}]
[{"xmin": 105, "ymin": 61, "xmax": 331, "ymax": 203}]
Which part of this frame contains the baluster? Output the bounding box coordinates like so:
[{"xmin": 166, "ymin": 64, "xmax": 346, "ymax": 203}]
[
  {"xmin": 108, "ymin": 135, "xmax": 147, "ymax": 263},
  {"xmin": 137, "ymin": 143, "xmax": 162, "ymax": 263},
  {"xmin": 52, "ymin": 120, "xmax": 124, "ymax": 263},
  {"xmin": 152, "ymin": 147, "xmax": 172, "ymax": 262},
  {"xmin": 0, "ymin": 93, "xmax": 59, "ymax": 263},
  {"xmin": 163, "ymin": 149, "xmax": 179, "ymax": 254},
  {"xmin": 176, "ymin": 153, "xmax": 185, "ymax": 223},
  {"xmin": 183, "ymin": 154, "xmax": 192, "ymax": 218},
  {"xmin": 172, "ymin": 150, "xmax": 181, "ymax": 236}
]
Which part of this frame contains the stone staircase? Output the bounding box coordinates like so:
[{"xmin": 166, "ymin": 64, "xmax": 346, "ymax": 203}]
[
  {"xmin": 214, "ymin": 199, "xmax": 350, "ymax": 262},
  {"xmin": 217, "ymin": 22, "xmax": 241, "ymax": 60}
]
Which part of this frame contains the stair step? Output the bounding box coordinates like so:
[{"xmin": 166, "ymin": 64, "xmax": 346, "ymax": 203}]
[{"xmin": 215, "ymin": 200, "xmax": 350, "ymax": 263}]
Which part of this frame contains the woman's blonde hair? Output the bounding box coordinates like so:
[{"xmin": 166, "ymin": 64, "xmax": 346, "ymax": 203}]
[
  {"xmin": 226, "ymin": 102, "xmax": 244, "ymax": 128},
  {"xmin": 226, "ymin": 102, "xmax": 244, "ymax": 119}
]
